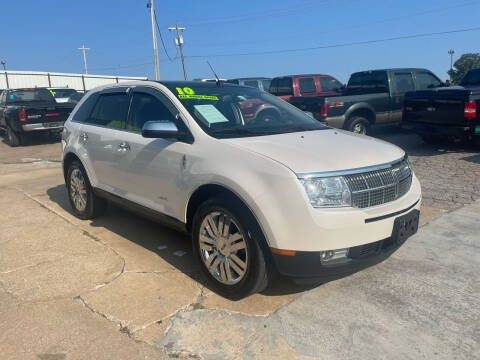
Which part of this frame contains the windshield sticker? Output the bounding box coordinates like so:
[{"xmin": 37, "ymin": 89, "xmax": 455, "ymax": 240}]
[
  {"xmin": 179, "ymin": 94, "xmax": 218, "ymax": 100},
  {"xmin": 9, "ymin": 94, "xmax": 14, "ymax": 99},
  {"xmin": 175, "ymin": 86, "xmax": 218, "ymax": 100},
  {"xmin": 194, "ymin": 105, "xmax": 229, "ymax": 125},
  {"xmin": 49, "ymin": 90, "xmax": 56, "ymax": 96}
]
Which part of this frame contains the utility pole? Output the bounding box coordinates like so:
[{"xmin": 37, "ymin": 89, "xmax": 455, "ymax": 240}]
[
  {"xmin": 1, "ymin": 60, "xmax": 6, "ymax": 70},
  {"xmin": 448, "ymin": 49, "xmax": 455, "ymax": 81},
  {"xmin": 77, "ymin": 44, "xmax": 90, "ymax": 74},
  {"xmin": 169, "ymin": 23, "xmax": 187, "ymax": 80},
  {"xmin": 147, "ymin": 0, "xmax": 160, "ymax": 80}
]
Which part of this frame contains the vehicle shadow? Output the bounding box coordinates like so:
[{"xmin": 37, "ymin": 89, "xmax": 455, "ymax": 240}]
[{"xmin": 46, "ymin": 184, "xmax": 318, "ymax": 298}]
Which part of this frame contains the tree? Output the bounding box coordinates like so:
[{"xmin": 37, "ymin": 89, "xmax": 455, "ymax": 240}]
[{"xmin": 447, "ymin": 53, "xmax": 480, "ymax": 84}]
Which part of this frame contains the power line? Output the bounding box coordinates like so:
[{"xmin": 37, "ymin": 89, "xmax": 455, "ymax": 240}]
[
  {"xmin": 153, "ymin": 9, "xmax": 177, "ymax": 61},
  {"xmin": 184, "ymin": 27, "xmax": 480, "ymax": 59},
  {"xmin": 88, "ymin": 26, "xmax": 480, "ymax": 72}
]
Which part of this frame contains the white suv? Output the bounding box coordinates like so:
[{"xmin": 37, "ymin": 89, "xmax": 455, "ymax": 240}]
[{"xmin": 62, "ymin": 81, "xmax": 421, "ymax": 299}]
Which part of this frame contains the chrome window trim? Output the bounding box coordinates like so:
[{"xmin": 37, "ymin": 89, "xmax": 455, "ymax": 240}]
[{"xmin": 297, "ymin": 156, "xmax": 407, "ymax": 179}]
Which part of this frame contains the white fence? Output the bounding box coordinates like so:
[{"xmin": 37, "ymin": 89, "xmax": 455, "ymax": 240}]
[{"xmin": 0, "ymin": 70, "xmax": 148, "ymax": 91}]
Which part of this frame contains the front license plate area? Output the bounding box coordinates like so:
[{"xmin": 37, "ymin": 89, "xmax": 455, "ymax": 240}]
[{"xmin": 391, "ymin": 209, "xmax": 419, "ymax": 244}]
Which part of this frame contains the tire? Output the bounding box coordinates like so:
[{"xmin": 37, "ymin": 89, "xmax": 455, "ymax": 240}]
[
  {"xmin": 6, "ymin": 126, "xmax": 23, "ymax": 147},
  {"xmin": 66, "ymin": 160, "xmax": 107, "ymax": 219},
  {"xmin": 346, "ymin": 116, "xmax": 370, "ymax": 135},
  {"xmin": 192, "ymin": 196, "xmax": 272, "ymax": 299}
]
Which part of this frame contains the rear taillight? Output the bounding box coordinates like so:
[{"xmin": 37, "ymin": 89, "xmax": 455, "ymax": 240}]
[
  {"xmin": 321, "ymin": 103, "xmax": 328, "ymax": 117},
  {"xmin": 464, "ymin": 101, "xmax": 477, "ymax": 119},
  {"xmin": 18, "ymin": 109, "xmax": 27, "ymax": 122}
]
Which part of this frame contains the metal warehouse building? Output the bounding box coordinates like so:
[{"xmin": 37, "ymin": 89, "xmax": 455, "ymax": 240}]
[{"xmin": 0, "ymin": 70, "xmax": 147, "ymax": 91}]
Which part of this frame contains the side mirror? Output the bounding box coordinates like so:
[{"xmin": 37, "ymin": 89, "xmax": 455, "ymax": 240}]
[{"xmin": 142, "ymin": 120, "xmax": 179, "ymax": 139}]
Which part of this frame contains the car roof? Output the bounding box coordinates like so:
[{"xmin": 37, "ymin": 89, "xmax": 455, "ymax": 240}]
[
  {"xmin": 351, "ymin": 68, "xmax": 431, "ymax": 73},
  {"xmin": 272, "ymin": 74, "xmax": 333, "ymax": 78},
  {"xmin": 157, "ymin": 80, "xmax": 247, "ymax": 88},
  {"xmin": 229, "ymin": 77, "xmax": 271, "ymax": 81}
]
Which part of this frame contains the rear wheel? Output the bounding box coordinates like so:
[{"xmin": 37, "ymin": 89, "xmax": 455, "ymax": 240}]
[
  {"xmin": 192, "ymin": 197, "xmax": 272, "ymax": 299},
  {"xmin": 6, "ymin": 126, "xmax": 23, "ymax": 147},
  {"xmin": 66, "ymin": 160, "xmax": 107, "ymax": 219},
  {"xmin": 346, "ymin": 116, "xmax": 370, "ymax": 135}
]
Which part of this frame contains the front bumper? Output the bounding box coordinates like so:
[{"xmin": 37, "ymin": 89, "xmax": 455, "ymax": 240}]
[{"xmin": 273, "ymin": 209, "xmax": 418, "ymax": 280}]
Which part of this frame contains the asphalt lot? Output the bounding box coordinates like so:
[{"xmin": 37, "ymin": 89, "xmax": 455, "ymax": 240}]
[{"xmin": 0, "ymin": 130, "xmax": 479, "ymax": 359}]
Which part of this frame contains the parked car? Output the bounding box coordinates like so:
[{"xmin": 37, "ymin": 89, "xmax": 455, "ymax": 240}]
[
  {"xmin": 290, "ymin": 68, "xmax": 444, "ymax": 134},
  {"xmin": 226, "ymin": 77, "xmax": 271, "ymax": 91},
  {"xmin": 403, "ymin": 68, "xmax": 480, "ymax": 143},
  {"xmin": 66, "ymin": 91, "xmax": 86, "ymax": 104},
  {"xmin": 268, "ymin": 74, "xmax": 343, "ymax": 102},
  {"xmin": 62, "ymin": 80, "xmax": 421, "ymax": 299},
  {"xmin": 48, "ymin": 88, "xmax": 81, "ymax": 103},
  {"xmin": 0, "ymin": 87, "xmax": 74, "ymax": 146}
]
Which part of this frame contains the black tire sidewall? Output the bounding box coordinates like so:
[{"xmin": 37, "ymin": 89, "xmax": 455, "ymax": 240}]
[
  {"xmin": 192, "ymin": 197, "xmax": 270, "ymax": 299},
  {"xmin": 66, "ymin": 161, "xmax": 97, "ymax": 219},
  {"xmin": 347, "ymin": 117, "xmax": 370, "ymax": 134},
  {"xmin": 6, "ymin": 126, "xmax": 20, "ymax": 147}
]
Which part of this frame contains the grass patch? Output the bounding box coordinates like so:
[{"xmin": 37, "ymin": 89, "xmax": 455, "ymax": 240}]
[
  {"xmin": 190, "ymin": 302, "xmax": 205, "ymax": 310},
  {"xmin": 83, "ymin": 231, "xmax": 101, "ymax": 242}
]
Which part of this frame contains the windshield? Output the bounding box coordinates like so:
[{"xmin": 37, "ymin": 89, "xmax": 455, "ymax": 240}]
[
  {"xmin": 460, "ymin": 69, "xmax": 480, "ymax": 86},
  {"xmin": 7, "ymin": 88, "xmax": 56, "ymax": 103},
  {"xmin": 49, "ymin": 88, "xmax": 77, "ymax": 98},
  {"xmin": 165, "ymin": 84, "xmax": 328, "ymax": 139}
]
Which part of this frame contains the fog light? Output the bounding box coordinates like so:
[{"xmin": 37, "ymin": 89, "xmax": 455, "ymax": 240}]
[{"xmin": 319, "ymin": 248, "xmax": 349, "ymax": 264}]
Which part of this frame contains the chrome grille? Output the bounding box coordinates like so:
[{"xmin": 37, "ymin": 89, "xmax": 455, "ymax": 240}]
[{"xmin": 344, "ymin": 159, "xmax": 412, "ymax": 208}]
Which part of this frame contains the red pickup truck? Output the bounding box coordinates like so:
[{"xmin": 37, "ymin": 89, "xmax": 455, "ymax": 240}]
[{"xmin": 268, "ymin": 74, "xmax": 343, "ymax": 102}]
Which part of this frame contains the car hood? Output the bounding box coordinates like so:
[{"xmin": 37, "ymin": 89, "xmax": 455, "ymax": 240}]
[{"xmin": 221, "ymin": 129, "xmax": 405, "ymax": 174}]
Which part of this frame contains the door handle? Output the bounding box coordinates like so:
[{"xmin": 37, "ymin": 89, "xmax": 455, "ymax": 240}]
[
  {"xmin": 117, "ymin": 142, "xmax": 130, "ymax": 151},
  {"xmin": 80, "ymin": 132, "xmax": 88, "ymax": 141}
]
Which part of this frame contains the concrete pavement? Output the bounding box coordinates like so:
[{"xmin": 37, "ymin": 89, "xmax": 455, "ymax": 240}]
[{"xmin": 0, "ymin": 137, "xmax": 478, "ymax": 359}]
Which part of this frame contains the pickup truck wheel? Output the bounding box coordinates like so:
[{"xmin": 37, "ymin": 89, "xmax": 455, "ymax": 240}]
[
  {"xmin": 67, "ymin": 161, "xmax": 107, "ymax": 220},
  {"xmin": 346, "ymin": 117, "xmax": 370, "ymax": 135},
  {"xmin": 6, "ymin": 126, "xmax": 23, "ymax": 147},
  {"xmin": 192, "ymin": 197, "xmax": 272, "ymax": 299}
]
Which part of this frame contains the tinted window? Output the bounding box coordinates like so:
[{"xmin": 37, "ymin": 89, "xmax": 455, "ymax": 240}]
[
  {"xmin": 127, "ymin": 92, "xmax": 175, "ymax": 132},
  {"xmin": 50, "ymin": 89, "xmax": 77, "ymax": 98},
  {"xmin": 87, "ymin": 93, "xmax": 128, "ymax": 129},
  {"xmin": 416, "ymin": 72, "xmax": 441, "ymax": 89},
  {"xmin": 460, "ymin": 69, "xmax": 480, "ymax": 86},
  {"xmin": 299, "ymin": 78, "xmax": 316, "ymax": 93},
  {"xmin": 274, "ymin": 77, "xmax": 293, "ymax": 96},
  {"xmin": 268, "ymin": 78, "xmax": 277, "ymax": 93},
  {"xmin": 393, "ymin": 73, "xmax": 415, "ymax": 92},
  {"xmin": 348, "ymin": 71, "xmax": 388, "ymax": 91},
  {"xmin": 319, "ymin": 77, "xmax": 343, "ymax": 92},
  {"xmin": 244, "ymin": 80, "xmax": 259, "ymax": 88},
  {"xmin": 72, "ymin": 93, "xmax": 98, "ymax": 123},
  {"xmin": 0, "ymin": 91, "xmax": 5, "ymax": 104},
  {"xmin": 226, "ymin": 79, "xmax": 239, "ymax": 85},
  {"xmin": 7, "ymin": 88, "xmax": 56, "ymax": 103}
]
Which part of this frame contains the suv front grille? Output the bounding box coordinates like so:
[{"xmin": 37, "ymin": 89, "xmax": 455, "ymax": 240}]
[{"xmin": 344, "ymin": 159, "xmax": 412, "ymax": 209}]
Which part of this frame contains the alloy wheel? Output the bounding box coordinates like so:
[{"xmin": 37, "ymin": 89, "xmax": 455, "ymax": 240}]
[
  {"xmin": 70, "ymin": 168, "xmax": 87, "ymax": 212},
  {"xmin": 198, "ymin": 211, "xmax": 248, "ymax": 285},
  {"xmin": 353, "ymin": 123, "xmax": 367, "ymax": 134}
]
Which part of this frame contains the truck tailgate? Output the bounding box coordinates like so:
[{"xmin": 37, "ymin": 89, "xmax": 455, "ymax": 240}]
[
  {"xmin": 24, "ymin": 103, "xmax": 73, "ymax": 126},
  {"xmin": 404, "ymin": 88, "xmax": 471, "ymax": 126}
]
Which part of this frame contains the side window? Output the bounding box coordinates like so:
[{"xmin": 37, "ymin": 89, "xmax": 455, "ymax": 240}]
[
  {"xmin": 319, "ymin": 77, "xmax": 343, "ymax": 92},
  {"xmin": 276, "ymin": 77, "xmax": 293, "ymax": 96},
  {"xmin": 261, "ymin": 79, "xmax": 271, "ymax": 91},
  {"xmin": 127, "ymin": 92, "xmax": 176, "ymax": 132},
  {"xmin": 87, "ymin": 93, "xmax": 129, "ymax": 129},
  {"xmin": 299, "ymin": 78, "xmax": 316, "ymax": 94},
  {"xmin": 244, "ymin": 80, "xmax": 259, "ymax": 88},
  {"xmin": 0, "ymin": 91, "xmax": 5, "ymax": 104},
  {"xmin": 416, "ymin": 72, "xmax": 442, "ymax": 89},
  {"xmin": 72, "ymin": 93, "xmax": 98, "ymax": 122},
  {"xmin": 393, "ymin": 73, "xmax": 415, "ymax": 93},
  {"xmin": 268, "ymin": 78, "xmax": 278, "ymax": 93}
]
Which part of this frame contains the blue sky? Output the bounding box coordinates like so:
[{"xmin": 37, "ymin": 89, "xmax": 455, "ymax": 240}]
[{"xmin": 1, "ymin": 0, "xmax": 479, "ymax": 82}]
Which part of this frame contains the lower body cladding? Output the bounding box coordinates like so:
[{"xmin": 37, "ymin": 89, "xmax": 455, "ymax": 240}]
[
  {"xmin": 272, "ymin": 208, "xmax": 419, "ymax": 283},
  {"xmin": 402, "ymin": 121, "xmax": 480, "ymax": 141}
]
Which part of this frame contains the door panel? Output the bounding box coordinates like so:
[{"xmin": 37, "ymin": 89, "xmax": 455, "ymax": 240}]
[
  {"xmin": 110, "ymin": 87, "xmax": 192, "ymax": 219},
  {"xmin": 390, "ymin": 72, "xmax": 415, "ymax": 122}
]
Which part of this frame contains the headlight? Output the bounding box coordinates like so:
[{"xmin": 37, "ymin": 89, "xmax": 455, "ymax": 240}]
[{"xmin": 300, "ymin": 176, "xmax": 351, "ymax": 207}]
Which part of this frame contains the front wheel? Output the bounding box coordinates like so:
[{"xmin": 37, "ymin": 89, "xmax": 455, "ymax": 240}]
[
  {"xmin": 66, "ymin": 161, "xmax": 107, "ymax": 219},
  {"xmin": 192, "ymin": 197, "xmax": 272, "ymax": 299}
]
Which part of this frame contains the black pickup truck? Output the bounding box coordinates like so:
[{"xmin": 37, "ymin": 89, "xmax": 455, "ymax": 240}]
[
  {"xmin": 289, "ymin": 68, "xmax": 444, "ymax": 134},
  {"xmin": 402, "ymin": 68, "xmax": 480, "ymax": 143},
  {"xmin": 0, "ymin": 88, "xmax": 74, "ymax": 146}
]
